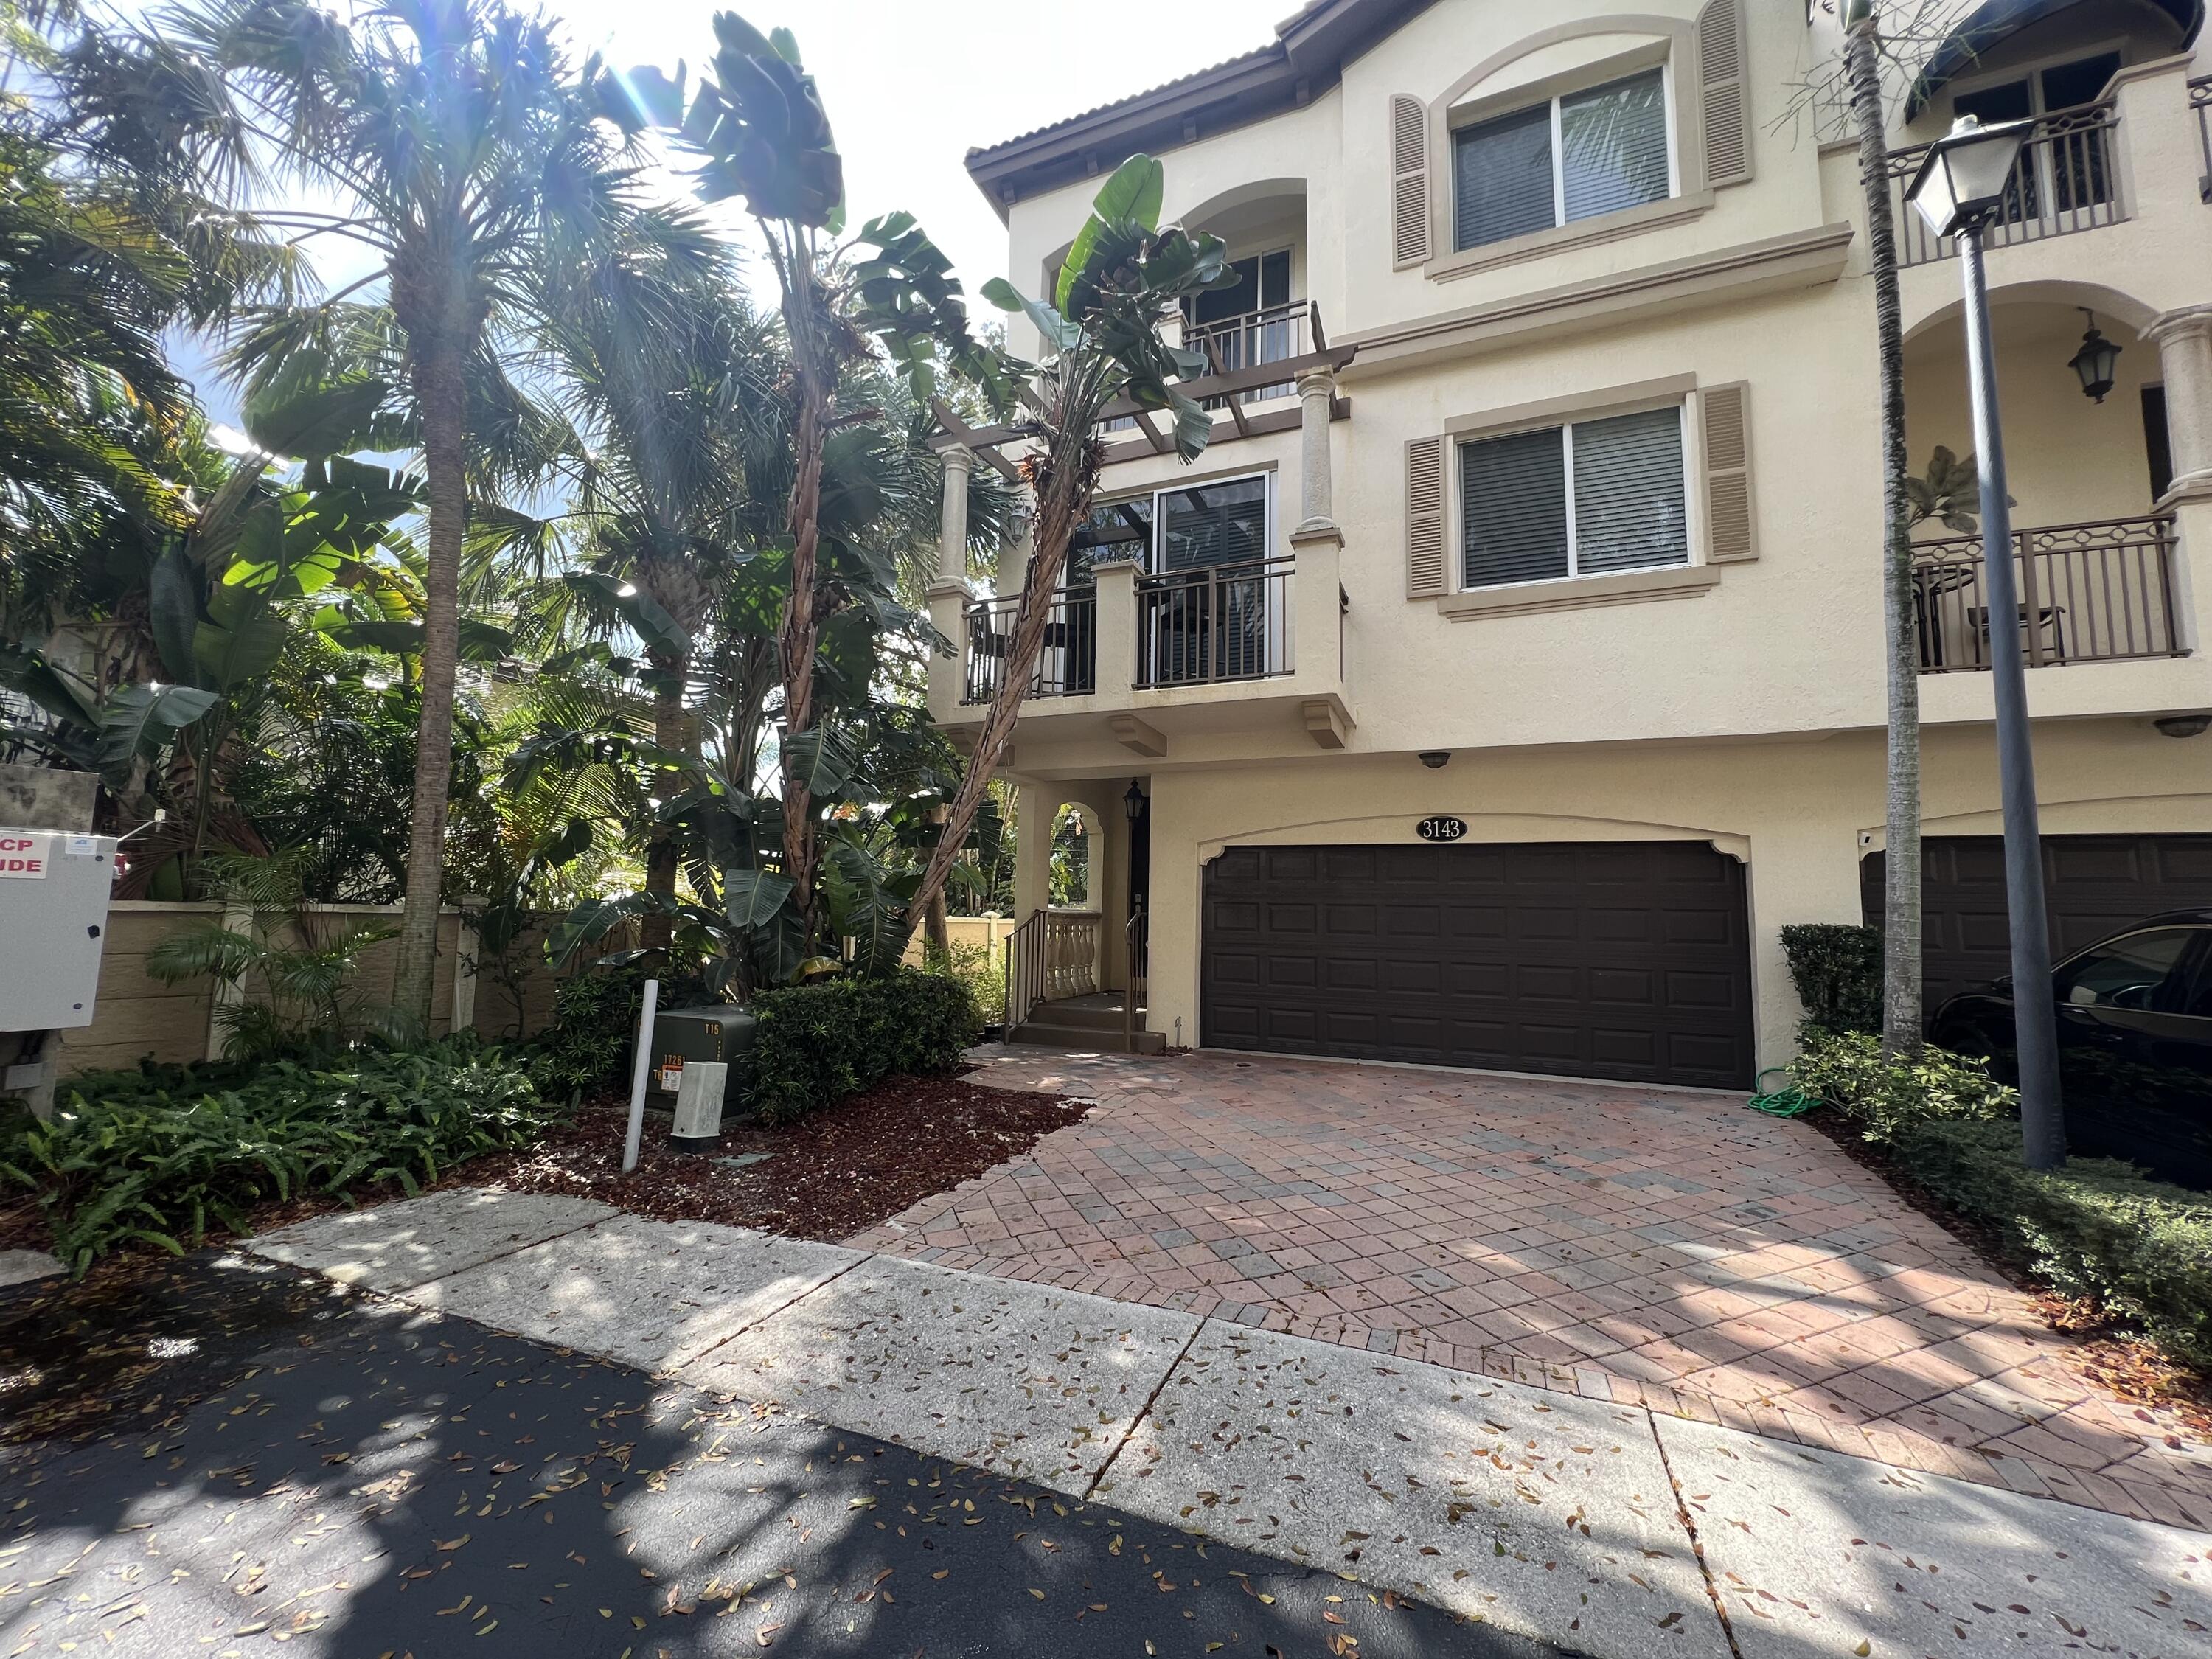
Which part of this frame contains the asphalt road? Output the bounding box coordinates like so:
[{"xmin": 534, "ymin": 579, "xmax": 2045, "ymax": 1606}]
[{"xmin": 0, "ymin": 1250, "xmax": 1576, "ymax": 1658}]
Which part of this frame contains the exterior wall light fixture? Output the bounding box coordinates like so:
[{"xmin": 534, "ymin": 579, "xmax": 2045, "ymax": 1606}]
[{"xmin": 2068, "ymin": 310, "xmax": 2121, "ymax": 403}]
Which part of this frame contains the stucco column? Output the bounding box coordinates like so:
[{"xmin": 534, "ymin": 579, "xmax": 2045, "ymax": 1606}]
[
  {"xmin": 1290, "ymin": 366, "xmax": 1340, "ymax": 543},
  {"xmin": 2149, "ymin": 307, "xmax": 2212, "ymax": 656},
  {"xmin": 996, "ymin": 507, "xmax": 1034, "ymax": 598},
  {"xmin": 1012, "ymin": 779, "xmax": 1053, "ymax": 926},
  {"xmin": 937, "ymin": 445, "xmax": 974, "ymax": 582},
  {"xmin": 1093, "ymin": 559, "xmax": 1140, "ymax": 693},
  {"xmin": 925, "ymin": 450, "xmax": 974, "ymax": 722},
  {"xmin": 2152, "ymin": 307, "xmax": 2212, "ymax": 504}
]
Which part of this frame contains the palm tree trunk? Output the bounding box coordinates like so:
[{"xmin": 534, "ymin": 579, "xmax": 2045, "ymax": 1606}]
[
  {"xmin": 640, "ymin": 650, "xmax": 686, "ymax": 956},
  {"xmin": 902, "ymin": 429, "xmax": 1091, "ymax": 947},
  {"xmin": 775, "ymin": 231, "xmax": 827, "ymax": 945},
  {"xmin": 922, "ymin": 806, "xmax": 950, "ymax": 958},
  {"xmin": 389, "ymin": 345, "xmax": 467, "ymax": 1029},
  {"xmin": 1846, "ymin": 9, "xmax": 1924, "ymax": 1057}
]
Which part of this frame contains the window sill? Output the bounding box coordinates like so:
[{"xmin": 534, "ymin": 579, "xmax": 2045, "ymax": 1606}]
[
  {"xmin": 1425, "ymin": 189, "xmax": 1717, "ymax": 284},
  {"xmin": 1435, "ymin": 563, "xmax": 1718, "ymax": 620}
]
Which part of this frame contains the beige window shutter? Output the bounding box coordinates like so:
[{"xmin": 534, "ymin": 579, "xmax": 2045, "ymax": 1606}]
[
  {"xmin": 1406, "ymin": 436, "xmax": 1448, "ymax": 597},
  {"xmin": 1701, "ymin": 383, "xmax": 1758, "ymax": 564},
  {"xmin": 1391, "ymin": 95, "xmax": 1430, "ymax": 267},
  {"xmin": 1698, "ymin": 0, "xmax": 1753, "ymax": 187}
]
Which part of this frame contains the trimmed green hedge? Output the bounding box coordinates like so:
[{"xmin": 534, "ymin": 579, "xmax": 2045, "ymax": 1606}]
[
  {"xmin": 1896, "ymin": 1118, "xmax": 2212, "ymax": 1369},
  {"xmin": 1780, "ymin": 922, "xmax": 1883, "ymax": 1035},
  {"xmin": 748, "ymin": 970, "xmax": 981, "ymax": 1124},
  {"xmin": 1, "ymin": 1040, "xmax": 562, "ymax": 1274}
]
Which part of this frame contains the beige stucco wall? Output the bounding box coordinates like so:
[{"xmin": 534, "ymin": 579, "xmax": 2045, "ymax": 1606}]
[
  {"xmin": 52, "ymin": 904, "xmax": 573, "ymax": 1077},
  {"xmin": 971, "ymin": 7, "xmax": 2212, "ymax": 768},
  {"xmin": 1119, "ymin": 716, "xmax": 2211, "ymax": 1074},
  {"xmin": 968, "ymin": 1, "xmax": 2212, "ymax": 1075}
]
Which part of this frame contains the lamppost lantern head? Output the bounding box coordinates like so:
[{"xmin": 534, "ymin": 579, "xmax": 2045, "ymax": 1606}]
[
  {"xmin": 2067, "ymin": 310, "xmax": 2122, "ymax": 403},
  {"xmin": 1123, "ymin": 778, "xmax": 1146, "ymax": 821},
  {"xmin": 1905, "ymin": 114, "xmax": 2033, "ymax": 239}
]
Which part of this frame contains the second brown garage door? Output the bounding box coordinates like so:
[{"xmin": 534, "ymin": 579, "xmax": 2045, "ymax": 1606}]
[
  {"xmin": 1201, "ymin": 841, "xmax": 1756, "ymax": 1089},
  {"xmin": 1863, "ymin": 833, "xmax": 2212, "ymax": 1009}
]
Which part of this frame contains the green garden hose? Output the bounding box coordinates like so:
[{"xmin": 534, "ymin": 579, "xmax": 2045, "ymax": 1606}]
[{"xmin": 1747, "ymin": 1067, "xmax": 1816, "ymax": 1118}]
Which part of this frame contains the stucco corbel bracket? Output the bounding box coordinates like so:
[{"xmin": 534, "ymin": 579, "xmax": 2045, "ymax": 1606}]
[
  {"xmin": 1109, "ymin": 715, "xmax": 1168, "ymax": 759},
  {"xmin": 1301, "ymin": 698, "xmax": 1352, "ymax": 750}
]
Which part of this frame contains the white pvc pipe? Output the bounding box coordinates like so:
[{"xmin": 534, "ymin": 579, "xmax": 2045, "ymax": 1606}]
[{"xmin": 622, "ymin": 978, "xmax": 659, "ymax": 1175}]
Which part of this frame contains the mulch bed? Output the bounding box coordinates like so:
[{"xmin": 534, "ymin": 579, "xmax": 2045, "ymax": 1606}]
[
  {"xmin": 449, "ymin": 1071, "xmax": 1092, "ymax": 1242},
  {"xmin": 1805, "ymin": 1109, "xmax": 2212, "ymax": 1436}
]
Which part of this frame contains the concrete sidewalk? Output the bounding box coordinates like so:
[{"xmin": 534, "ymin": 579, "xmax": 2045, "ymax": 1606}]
[{"xmin": 248, "ymin": 1189, "xmax": 2212, "ymax": 1659}]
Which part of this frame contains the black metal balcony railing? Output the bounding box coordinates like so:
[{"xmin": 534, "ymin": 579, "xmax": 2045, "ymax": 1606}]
[
  {"xmin": 961, "ymin": 588, "xmax": 1096, "ymax": 705},
  {"xmin": 1885, "ymin": 100, "xmax": 2125, "ymax": 267},
  {"xmin": 2191, "ymin": 74, "xmax": 2211, "ymax": 203},
  {"xmin": 1184, "ymin": 299, "xmax": 1311, "ymax": 407},
  {"xmin": 1135, "ymin": 556, "xmax": 1293, "ymax": 689},
  {"xmin": 1911, "ymin": 515, "xmax": 2184, "ymax": 673}
]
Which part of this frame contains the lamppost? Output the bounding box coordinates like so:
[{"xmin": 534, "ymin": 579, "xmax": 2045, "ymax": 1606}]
[{"xmin": 1905, "ymin": 114, "xmax": 2065, "ymax": 1170}]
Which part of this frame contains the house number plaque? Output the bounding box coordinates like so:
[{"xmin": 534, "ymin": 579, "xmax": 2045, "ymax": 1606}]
[{"xmin": 1416, "ymin": 816, "xmax": 1467, "ymax": 843}]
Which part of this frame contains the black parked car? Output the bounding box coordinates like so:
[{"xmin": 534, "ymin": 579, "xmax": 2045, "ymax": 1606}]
[{"xmin": 1930, "ymin": 911, "xmax": 2212, "ymax": 1190}]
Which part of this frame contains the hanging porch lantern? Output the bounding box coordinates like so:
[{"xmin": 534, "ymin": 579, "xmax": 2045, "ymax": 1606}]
[{"xmin": 2067, "ymin": 310, "xmax": 2122, "ymax": 403}]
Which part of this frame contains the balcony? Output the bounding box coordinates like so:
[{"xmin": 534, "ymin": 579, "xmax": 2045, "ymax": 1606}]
[
  {"xmin": 1885, "ymin": 99, "xmax": 2126, "ymax": 268},
  {"xmin": 963, "ymin": 588, "xmax": 1098, "ymax": 703},
  {"xmin": 1185, "ymin": 299, "xmax": 1310, "ymax": 410},
  {"xmin": 943, "ymin": 539, "xmax": 1351, "ymax": 758},
  {"xmin": 1134, "ymin": 555, "xmax": 1293, "ymax": 688},
  {"xmin": 1911, "ymin": 515, "xmax": 2186, "ymax": 674}
]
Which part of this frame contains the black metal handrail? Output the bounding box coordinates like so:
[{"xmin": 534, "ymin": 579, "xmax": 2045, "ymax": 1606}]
[
  {"xmin": 2191, "ymin": 74, "xmax": 2211, "ymax": 204},
  {"xmin": 1910, "ymin": 515, "xmax": 2183, "ymax": 672},
  {"xmin": 1135, "ymin": 555, "xmax": 1293, "ymax": 688},
  {"xmin": 961, "ymin": 588, "xmax": 1097, "ymax": 705},
  {"xmin": 1885, "ymin": 99, "xmax": 2125, "ymax": 267},
  {"xmin": 1183, "ymin": 299, "xmax": 1310, "ymax": 406},
  {"xmin": 1002, "ymin": 907, "xmax": 1099, "ymax": 1031}
]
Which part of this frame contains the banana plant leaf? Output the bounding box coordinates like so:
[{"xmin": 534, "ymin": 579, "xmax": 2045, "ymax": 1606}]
[{"xmin": 94, "ymin": 684, "xmax": 221, "ymax": 785}]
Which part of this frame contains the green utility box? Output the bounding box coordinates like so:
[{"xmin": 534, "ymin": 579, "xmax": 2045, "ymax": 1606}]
[{"xmin": 647, "ymin": 1004, "xmax": 757, "ymax": 1108}]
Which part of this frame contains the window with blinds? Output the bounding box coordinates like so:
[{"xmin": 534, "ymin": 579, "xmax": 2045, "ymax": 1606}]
[
  {"xmin": 1459, "ymin": 406, "xmax": 1688, "ymax": 589},
  {"xmin": 1453, "ymin": 68, "xmax": 1672, "ymax": 251}
]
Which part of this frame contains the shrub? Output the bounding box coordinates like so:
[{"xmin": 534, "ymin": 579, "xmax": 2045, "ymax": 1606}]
[
  {"xmin": 526, "ymin": 964, "xmax": 708, "ymax": 1099},
  {"xmin": 748, "ymin": 969, "xmax": 981, "ymax": 1124},
  {"xmin": 922, "ymin": 938, "xmax": 1005, "ymax": 1028},
  {"xmin": 0, "ymin": 1039, "xmax": 563, "ymax": 1274},
  {"xmin": 1897, "ymin": 1118, "xmax": 2212, "ymax": 1369},
  {"xmin": 1780, "ymin": 922, "xmax": 1883, "ymax": 1035},
  {"xmin": 1789, "ymin": 1026, "xmax": 2014, "ymax": 1144}
]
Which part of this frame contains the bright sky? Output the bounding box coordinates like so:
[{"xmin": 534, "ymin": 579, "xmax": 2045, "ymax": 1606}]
[{"xmin": 161, "ymin": 0, "xmax": 1292, "ymax": 420}]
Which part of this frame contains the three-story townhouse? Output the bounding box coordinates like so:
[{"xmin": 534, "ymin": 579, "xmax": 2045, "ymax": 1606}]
[{"xmin": 925, "ymin": 0, "xmax": 2212, "ymax": 1090}]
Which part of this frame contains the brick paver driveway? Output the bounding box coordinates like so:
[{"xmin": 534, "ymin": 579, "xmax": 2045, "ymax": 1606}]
[{"xmin": 849, "ymin": 1046, "xmax": 2212, "ymax": 1529}]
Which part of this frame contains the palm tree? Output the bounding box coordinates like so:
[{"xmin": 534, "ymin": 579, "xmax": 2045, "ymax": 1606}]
[
  {"xmin": 901, "ymin": 155, "xmax": 1233, "ymax": 944},
  {"xmin": 1840, "ymin": 1, "xmax": 1924, "ymax": 1060},
  {"xmin": 58, "ymin": 0, "xmax": 695, "ymax": 1024},
  {"xmin": 528, "ymin": 220, "xmax": 785, "ymax": 953}
]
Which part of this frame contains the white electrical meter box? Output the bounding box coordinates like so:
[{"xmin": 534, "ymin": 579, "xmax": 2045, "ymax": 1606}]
[{"xmin": 0, "ymin": 827, "xmax": 119, "ymax": 1030}]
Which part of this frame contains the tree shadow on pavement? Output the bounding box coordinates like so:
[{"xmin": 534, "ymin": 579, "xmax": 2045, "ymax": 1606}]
[{"xmin": 0, "ymin": 1249, "xmax": 1568, "ymax": 1658}]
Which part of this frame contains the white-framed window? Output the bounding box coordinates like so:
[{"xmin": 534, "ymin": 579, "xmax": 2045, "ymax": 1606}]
[
  {"xmin": 1451, "ymin": 66, "xmax": 1676, "ymax": 252},
  {"xmin": 1458, "ymin": 404, "xmax": 1690, "ymax": 589}
]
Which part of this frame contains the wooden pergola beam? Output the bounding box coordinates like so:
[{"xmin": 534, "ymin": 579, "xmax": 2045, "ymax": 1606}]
[{"xmin": 926, "ymin": 342, "xmax": 1359, "ymax": 459}]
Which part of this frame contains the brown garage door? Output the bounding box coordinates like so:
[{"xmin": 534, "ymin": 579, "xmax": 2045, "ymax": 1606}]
[
  {"xmin": 1201, "ymin": 841, "xmax": 1756, "ymax": 1089},
  {"xmin": 1862, "ymin": 834, "xmax": 2212, "ymax": 1009}
]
